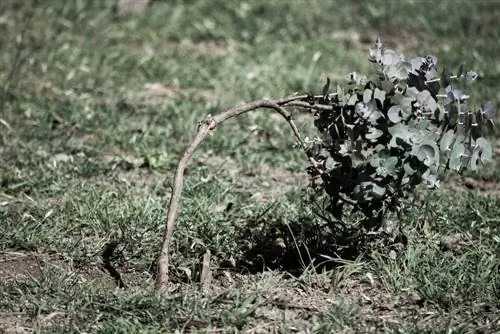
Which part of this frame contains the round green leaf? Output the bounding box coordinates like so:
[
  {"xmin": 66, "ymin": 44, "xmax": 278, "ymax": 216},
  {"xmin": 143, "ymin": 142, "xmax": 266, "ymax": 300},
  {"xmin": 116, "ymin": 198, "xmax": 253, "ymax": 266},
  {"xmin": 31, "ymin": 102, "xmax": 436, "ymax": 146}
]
[
  {"xmin": 363, "ymin": 89, "xmax": 373, "ymax": 104},
  {"xmin": 374, "ymin": 88, "xmax": 386, "ymax": 105},
  {"xmin": 475, "ymin": 137, "xmax": 493, "ymax": 163},
  {"xmin": 405, "ymin": 87, "xmax": 419, "ymax": 99},
  {"xmin": 480, "ymin": 101, "xmax": 496, "ymax": 120},
  {"xmin": 347, "ymin": 93, "xmax": 358, "ymax": 106},
  {"xmin": 371, "ymin": 183, "xmax": 386, "ymax": 198},
  {"xmin": 376, "ymin": 156, "xmax": 398, "ymax": 177},
  {"xmin": 439, "ymin": 130, "xmax": 455, "ymax": 151},
  {"xmin": 366, "ymin": 127, "xmax": 383, "ymax": 141},
  {"xmin": 416, "ymin": 140, "xmax": 440, "ymax": 167},
  {"xmin": 388, "ymin": 105, "xmax": 402, "ymax": 123},
  {"xmin": 325, "ymin": 156, "xmax": 339, "ymax": 171},
  {"xmin": 450, "ymin": 142, "xmax": 465, "ymax": 171},
  {"xmin": 416, "ymin": 90, "xmax": 437, "ymax": 112},
  {"xmin": 389, "ymin": 123, "xmax": 414, "ymax": 147}
]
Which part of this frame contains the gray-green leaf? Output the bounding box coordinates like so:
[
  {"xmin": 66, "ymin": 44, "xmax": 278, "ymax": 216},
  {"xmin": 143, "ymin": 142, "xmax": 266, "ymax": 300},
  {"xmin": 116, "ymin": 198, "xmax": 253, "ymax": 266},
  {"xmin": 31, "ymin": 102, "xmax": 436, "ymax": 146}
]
[
  {"xmin": 440, "ymin": 130, "xmax": 455, "ymax": 151},
  {"xmin": 415, "ymin": 140, "xmax": 440, "ymax": 167},
  {"xmin": 481, "ymin": 101, "xmax": 496, "ymax": 120},
  {"xmin": 450, "ymin": 142, "xmax": 465, "ymax": 171},
  {"xmin": 475, "ymin": 137, "xmax": 493, "ymax": 162},
  {"xmin": 388, "ymin": 105, "xmax": 402, "ymax": 123},
  {"xmin": 363, "ymin": 89, "xmax": 373, "ymax": 104}
]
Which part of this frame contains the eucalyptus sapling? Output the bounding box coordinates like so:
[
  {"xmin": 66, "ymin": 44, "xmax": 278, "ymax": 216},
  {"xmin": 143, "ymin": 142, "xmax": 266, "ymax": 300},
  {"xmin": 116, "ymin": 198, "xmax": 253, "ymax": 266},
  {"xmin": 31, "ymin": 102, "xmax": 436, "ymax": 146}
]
[{"xmin": 155, "ymin": 37, "xmax": 496, "ymax": 295}]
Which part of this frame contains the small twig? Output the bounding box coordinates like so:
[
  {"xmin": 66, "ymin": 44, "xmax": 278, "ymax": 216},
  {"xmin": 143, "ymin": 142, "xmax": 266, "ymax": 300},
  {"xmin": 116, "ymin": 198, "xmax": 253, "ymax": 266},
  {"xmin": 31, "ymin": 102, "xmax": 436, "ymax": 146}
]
[
  {"xmin": 200, "ymin": 249, "xmax": 211, "ymax": 291},
  {"xmin": 155, "ymin": 96, "xmax": 326, "ymax": 295},
  {"xmin": 265, "ymin": 102, "xmax": 320, "ymax": 169},
  {"xmin": 339, "ymin": 192, "xmax": 358, "ymax": 206}
]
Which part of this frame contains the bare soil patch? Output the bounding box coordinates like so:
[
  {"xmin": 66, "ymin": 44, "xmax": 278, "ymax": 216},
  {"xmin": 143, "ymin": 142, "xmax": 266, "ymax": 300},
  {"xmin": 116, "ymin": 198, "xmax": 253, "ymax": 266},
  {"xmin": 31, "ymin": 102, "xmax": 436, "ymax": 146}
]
[
  {"xmin": 0, "ymin": 251, "xmax": 42, "ymax": 281},
  {"xmin": 171, "ymin": 270, "xmax": 470, "ymax": 333},
  {"xmin": 0, "ymin": 312, "xmax": 30, "ymax": 334},
  {"xmin": 446, "ymin": 146, "xmax": 500, "ymax": 196},
  {"xmin": 1, "ymin": 252, "xmax": 496, "ymax": 332},
  {"xmin": 0, "ymin": 250, "xmax": 146, "ymax": 290},
  {"xmin": 460, "ymin": 176, "xmax": 500, "ymax": 194}
]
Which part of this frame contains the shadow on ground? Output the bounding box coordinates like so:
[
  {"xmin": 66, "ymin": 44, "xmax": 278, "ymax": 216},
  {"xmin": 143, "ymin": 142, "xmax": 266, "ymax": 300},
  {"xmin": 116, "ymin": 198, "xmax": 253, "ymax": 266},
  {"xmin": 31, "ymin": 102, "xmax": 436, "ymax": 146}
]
[{"xmin": 231, "ymin": 214, "xmax": 407, "ymax": 277}]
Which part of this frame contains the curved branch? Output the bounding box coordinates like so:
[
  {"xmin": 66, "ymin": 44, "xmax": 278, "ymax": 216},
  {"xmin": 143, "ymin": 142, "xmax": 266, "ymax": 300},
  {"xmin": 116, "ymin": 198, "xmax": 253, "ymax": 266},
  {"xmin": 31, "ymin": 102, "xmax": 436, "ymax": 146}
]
[
  {"xmin": 155, "ymin": 96, "xmax": 322, "ymax": 295},
  {"xmin": 285, "ymin": 101, "xmax": 333, "ymax": 111}
]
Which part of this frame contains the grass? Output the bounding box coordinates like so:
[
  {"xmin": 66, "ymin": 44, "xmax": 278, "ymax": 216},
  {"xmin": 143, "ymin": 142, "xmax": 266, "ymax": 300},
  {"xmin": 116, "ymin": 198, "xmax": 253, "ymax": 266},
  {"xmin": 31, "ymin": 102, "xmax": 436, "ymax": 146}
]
[{"xmin": 0, "ymin": 0, "xmax": 499, "ymax": 332}]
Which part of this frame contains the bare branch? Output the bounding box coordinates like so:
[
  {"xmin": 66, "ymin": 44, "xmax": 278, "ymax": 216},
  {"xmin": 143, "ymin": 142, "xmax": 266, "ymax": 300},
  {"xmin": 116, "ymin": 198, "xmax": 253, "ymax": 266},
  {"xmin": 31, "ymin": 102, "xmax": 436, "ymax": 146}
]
[
  {"xmin": 155, "ymin": 97, "xmax": 321, "ymax": 295},
  {"xmin": 285, "ymin": 101, "xmax": 333, "ymax": 111}
]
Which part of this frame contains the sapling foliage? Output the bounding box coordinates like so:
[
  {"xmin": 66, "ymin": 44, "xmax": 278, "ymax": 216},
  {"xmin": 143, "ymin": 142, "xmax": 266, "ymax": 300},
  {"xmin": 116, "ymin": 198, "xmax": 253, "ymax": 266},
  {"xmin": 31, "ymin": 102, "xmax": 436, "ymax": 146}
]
[
  {"xmin": 156, "ymin": 37, "xmax": 496, "ymax": 294},
  {"xmin": 304, "ymin": 37, "xmax": 496, "ymax": 229}
]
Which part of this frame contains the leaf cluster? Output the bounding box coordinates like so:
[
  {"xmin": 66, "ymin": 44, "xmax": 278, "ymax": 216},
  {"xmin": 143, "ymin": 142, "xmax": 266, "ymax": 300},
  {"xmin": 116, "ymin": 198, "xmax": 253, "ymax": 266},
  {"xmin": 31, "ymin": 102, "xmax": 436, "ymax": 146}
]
[{"xmin": 305, "ymin": 37, "xmax": 496, "ymax": 229}]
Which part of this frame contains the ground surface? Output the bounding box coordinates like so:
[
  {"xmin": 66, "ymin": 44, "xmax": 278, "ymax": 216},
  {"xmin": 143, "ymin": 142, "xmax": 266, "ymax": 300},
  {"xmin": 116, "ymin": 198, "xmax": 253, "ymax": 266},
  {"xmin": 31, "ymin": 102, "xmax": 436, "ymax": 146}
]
[{"xmin": 0, "ymin": 1, "xmax": 499, "ymax": 333}]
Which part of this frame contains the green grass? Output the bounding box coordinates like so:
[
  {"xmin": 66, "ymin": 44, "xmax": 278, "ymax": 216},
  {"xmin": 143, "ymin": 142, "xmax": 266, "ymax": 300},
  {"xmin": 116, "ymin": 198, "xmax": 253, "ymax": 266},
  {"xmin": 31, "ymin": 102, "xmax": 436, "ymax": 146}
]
[{"xmin": 1, "ymin": 0, "xmax": 499, "ymax": 332}]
